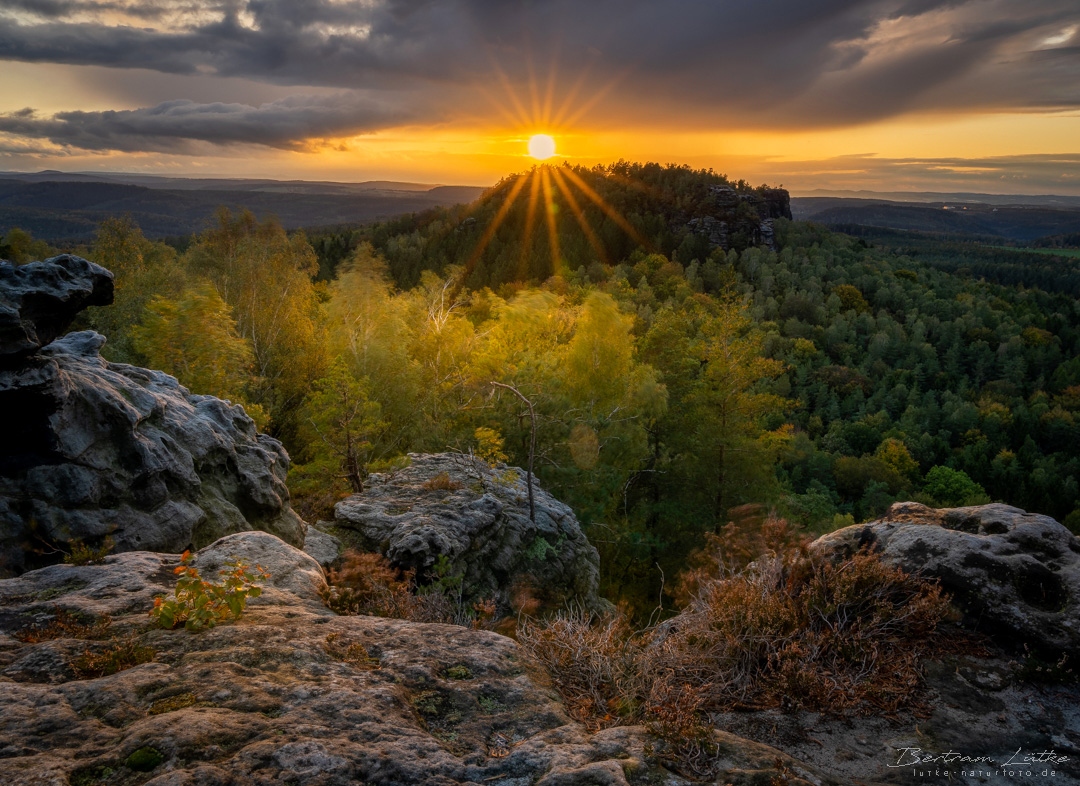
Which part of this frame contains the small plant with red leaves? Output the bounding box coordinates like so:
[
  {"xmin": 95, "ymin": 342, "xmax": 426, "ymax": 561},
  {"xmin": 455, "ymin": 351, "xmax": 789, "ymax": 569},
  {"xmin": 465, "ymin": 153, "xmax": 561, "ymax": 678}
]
[{"xmin": 150, "ymin": 551, "xmax": 270, "ymax": 632}]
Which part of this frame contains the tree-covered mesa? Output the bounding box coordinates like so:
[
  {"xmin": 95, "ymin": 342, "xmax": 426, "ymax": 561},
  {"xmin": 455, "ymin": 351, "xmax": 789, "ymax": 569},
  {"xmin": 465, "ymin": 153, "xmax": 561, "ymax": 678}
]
[{"xmin": 7, "ymin": 161, "xmax": 1079, "ymax": 607}]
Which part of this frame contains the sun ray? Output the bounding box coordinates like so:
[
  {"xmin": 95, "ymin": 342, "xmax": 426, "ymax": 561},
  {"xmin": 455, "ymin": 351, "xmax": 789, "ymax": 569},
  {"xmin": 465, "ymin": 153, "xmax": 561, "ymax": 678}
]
[
  {"xmin": 550, "ymin": 166, "xmax": 608, "ymax": 267},
  {"xmin": 541, "ymin": 44, "xmax": 560, "ymax": 128},
  {"xmin": 540, "ymin": 166, "xmax": 562, "ymax": 277},
  {"xmin": 462, "ymin": 171, "xmax": 530, "ymax": 279},
  {"xmin": 518, "ymin": 167, "xmax": 542, "ymax": 280},
  {"xmin": 558, "ymin": 165, "xmax": 653, "ymax": 251},
  {"xmin": 478, "ymin": 83, "xmax": 534, "ymax": 131},
  {"xmin": 558, "ymin": 69, "xmax": 629, "ymax": 130},
  {"xmin": 486, "ymin": 54, "xmax": 534, "ymax": 130},
  {"xmin": 595, "ymin": 167, "xmax": 664, "ymax": 200},
  {"xmin": 550, "ymin": 59, "xmax": 595, "ymax": 129},
  {"xmin": 525, "ymin": 49, "xmax": 544, "ymax": 134}
]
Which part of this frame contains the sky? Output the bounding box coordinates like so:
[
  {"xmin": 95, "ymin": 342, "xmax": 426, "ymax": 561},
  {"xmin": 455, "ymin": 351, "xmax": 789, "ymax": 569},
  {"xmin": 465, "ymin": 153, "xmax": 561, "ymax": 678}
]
[{"xmin": 1, "ymin": 0, "xmax": 1080, "ymax": 194}]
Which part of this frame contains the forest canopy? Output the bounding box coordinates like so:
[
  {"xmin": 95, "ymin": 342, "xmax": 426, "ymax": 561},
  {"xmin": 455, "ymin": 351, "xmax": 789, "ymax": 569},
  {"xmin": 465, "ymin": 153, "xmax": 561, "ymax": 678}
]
[{"xmin": 7, "ymin": 161, "xmax": 1079, "ymax": 607}]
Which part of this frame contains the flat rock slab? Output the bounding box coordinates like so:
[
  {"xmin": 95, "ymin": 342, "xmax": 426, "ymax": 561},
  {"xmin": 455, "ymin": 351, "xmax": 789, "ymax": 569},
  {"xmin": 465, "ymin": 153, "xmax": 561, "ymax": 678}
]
[{"xmin": 0, "ymin": 534, "xmax": 837, "ymax": 786}]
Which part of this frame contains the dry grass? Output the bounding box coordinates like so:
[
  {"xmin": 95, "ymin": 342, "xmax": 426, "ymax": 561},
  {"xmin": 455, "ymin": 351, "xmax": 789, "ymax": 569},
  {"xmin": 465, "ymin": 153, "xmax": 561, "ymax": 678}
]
[
  {"xmin": 421, "ymin": 472, "xmax": 464, "ymax": 491},
  {"xmin": 674, "ymin": 505, "xmax": 808, "ymax": 606},
  {"xmin": 648, "ymin": 551, "xmax": 950, "ymax": 716},
  {"xmin": 15, "ymin": 607, "xmax": 112, "ymax": 643},
  {"xmin": 71, "ymin": 636, "xmax": 155, "ymax": 679}
]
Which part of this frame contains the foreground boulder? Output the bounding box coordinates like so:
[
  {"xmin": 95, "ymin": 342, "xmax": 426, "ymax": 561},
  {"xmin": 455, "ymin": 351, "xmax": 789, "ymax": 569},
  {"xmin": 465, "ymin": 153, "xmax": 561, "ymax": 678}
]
[
  {"xmin": 812, "ymin": 502, "xmax": 1080, "ymax": 655},
  {"xmin": 331, "ymin": 453, "xmax": 606, "ymax": 614},
  {"xmin": 0, "ymin": 256, "xmax": 305, "ymax": 576},
  {"xmin": 0, "ymin": 533, "xmax": 836, "ymax": 786}
]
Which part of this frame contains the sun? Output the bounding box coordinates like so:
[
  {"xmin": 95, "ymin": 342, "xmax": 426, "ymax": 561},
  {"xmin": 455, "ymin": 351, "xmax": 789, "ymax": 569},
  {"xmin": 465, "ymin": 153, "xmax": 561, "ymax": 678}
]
[{"xmin": 527, "ymin": 134, "xmax": 557, "ymax": 160}]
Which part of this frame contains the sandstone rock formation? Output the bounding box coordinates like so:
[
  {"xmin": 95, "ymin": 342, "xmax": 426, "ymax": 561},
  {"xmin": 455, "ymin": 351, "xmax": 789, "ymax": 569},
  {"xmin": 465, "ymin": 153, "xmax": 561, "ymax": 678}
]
[
  {"xmin": 331, "ymin": 453, "xmax": 606, "ymax": 614},
  {"xmin": 0, "ymin": 533, "xmax": 837, "ymax": 786},
  {"xmin": 0, "ymin": 254, "xmax": 114, "ymax": 365},
  {"xmin": 812, "ymin": 502, "xmax": 1080, "ymax": 655},
  {"xmin": 0, "ymin": 256, "xmax": 306, "ymax": 577},
  {"xmin": 685, "ymin": 185, "xmax": 792, "ymax": 251}
]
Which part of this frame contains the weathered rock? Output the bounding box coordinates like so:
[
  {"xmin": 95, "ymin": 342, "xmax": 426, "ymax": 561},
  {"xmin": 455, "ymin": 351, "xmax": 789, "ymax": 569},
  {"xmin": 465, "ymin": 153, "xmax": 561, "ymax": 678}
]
[
  {"xmin": 685, "ymin": 185, "xmax": 791, "ymax": 251},
  {"xmin": 302, "ymin": 524, "xmax": 342, "ymax": 569},
  {"xmin": 332, "ymin": 453, "xmax": 607, "ymax": 615},
  {"xmin": 0, "ymin": 255, "xmax": 114, "ymax": 365},
  {"xmin": 0, "ymin": 535, "xmax": 841, "ymax": 786},
  {"xmin": 0, "ymin": 329, "xmax": 305, "ymax": 576},
  {"xmin": 812, "ymin": 502, "xmax": 1080, "ymax": 655},
  {"xmin": 193, "ymin": 531, "xmax": 327, "ymax": 608}
]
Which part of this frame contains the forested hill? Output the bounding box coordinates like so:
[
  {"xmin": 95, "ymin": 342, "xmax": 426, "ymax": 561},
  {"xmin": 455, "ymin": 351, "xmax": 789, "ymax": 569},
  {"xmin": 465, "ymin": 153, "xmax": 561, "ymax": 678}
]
[
  {"xmin": 315, "ymin": 162, "xmax": 1080, "ymax": 534},
  {"xmin": 312, "ymin": 161, "xmax": 790, "ymax": 288},
  {"xmin": 6, "ymin": 161, "xmax": 1077, "ymax": 607}
]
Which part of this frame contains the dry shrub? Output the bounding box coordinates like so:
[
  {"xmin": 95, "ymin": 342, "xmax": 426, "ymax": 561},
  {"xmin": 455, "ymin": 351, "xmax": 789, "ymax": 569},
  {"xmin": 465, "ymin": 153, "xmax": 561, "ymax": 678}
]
[
  {"xmin": 516, "ymin": 609, "xmax": 643, "ymax": 730},
  {"xmin": 422, "ymin": 472, "xmax": 464, "ymax": 491},
  {"xmin": 320, "ymin": 549, "xmax": 496, "ymax": 629},
  {"xmin": 649, "ymin": 550, "xmax": 951, "ymax": 716},
  {"xmin": 320, "ymin": 550, "xmax": 417, "ymax": 618},
  {"xmin": 518, "ymin": 549, "xmax": 952, "ymax": 750},
  {"xmin": 674, "ymin": 506, "xmax": 808, "ymax": 606}
]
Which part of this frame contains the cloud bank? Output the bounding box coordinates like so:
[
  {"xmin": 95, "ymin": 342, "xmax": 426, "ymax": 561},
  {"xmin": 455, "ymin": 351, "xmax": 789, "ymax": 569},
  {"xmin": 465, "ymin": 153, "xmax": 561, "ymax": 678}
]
[{"xmin": 0, "ymin": 0, "xmax": 1078, "ymax": 158}]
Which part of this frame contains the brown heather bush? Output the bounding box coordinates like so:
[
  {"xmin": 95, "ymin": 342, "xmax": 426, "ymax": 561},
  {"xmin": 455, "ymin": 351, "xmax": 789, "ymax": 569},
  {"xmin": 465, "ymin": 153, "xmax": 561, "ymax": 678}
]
[
  {"xmin": 518, "ymin": 548, "xmax": 953, "ymax": 774},
  {"xmin": 320, "ymin": 549, "xmax": 496, "ymax": 629},
  {"xmin": 648, "ymin": 550, "xmax": 951, "ymax": 716},
  {"xmin": 71, "ymin": 636, "xmax": 156, "ymax": 679},
  {"xmin": 674, "ymin": 505, "xmax": 808, "ymax": 606},
  {"xmin": 516, "ymin": 610, "xmax": 644, "ymax": 731}
]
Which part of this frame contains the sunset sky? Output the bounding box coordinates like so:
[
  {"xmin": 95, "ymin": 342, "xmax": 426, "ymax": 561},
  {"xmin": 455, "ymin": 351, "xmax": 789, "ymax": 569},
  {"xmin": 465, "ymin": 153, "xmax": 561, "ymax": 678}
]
[{"xmin": 2, "ymin": 0, "xmax": 1080, "ymax": 194}]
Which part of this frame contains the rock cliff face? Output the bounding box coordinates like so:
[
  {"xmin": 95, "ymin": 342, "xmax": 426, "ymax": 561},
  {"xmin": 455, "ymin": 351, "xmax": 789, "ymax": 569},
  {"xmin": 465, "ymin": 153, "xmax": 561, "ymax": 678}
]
[
  {"xmin": 331, "ymin": 453, "xmax": 606, "ymax": 615},
  {"xmin": 685, "ymin": 185, "xmax": 792, "ymax": 251},
  {"xmin": 0, "ymin": 533, "xmax": 834, "ymax": 786},
  {"xmin": 0, "ymin": 256, "xmax": 306, "ymax": 577},
  {"xmin": 812, "ymin": 502, "xmax": 1080, "ymax": 656}
]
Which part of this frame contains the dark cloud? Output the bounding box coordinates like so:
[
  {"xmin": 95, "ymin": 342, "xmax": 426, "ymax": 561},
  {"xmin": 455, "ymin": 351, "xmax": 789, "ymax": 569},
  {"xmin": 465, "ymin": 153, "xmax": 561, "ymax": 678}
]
[
  {"xmin": 1, "ymin": 0, "xmax": 1079, "ymax": 150},
  {"xmin": 0, "ymin": 94, "xmax": 413, "ymax": 152}
]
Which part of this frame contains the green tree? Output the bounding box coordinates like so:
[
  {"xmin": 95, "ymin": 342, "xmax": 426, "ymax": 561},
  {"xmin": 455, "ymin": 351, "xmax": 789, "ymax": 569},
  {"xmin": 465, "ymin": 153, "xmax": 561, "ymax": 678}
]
[
  {"xmin": 86, "ymin": 216, "xmax": 184, "ymax": 364},
  {"xmin": 132, "ymin": 282, "xmax": 265, "ymax": 426},
  {"xmin": 0, "ymin": 227, "xmax": 54, "ymax": 264},
  {"xmin": 922, "ymin": 466, "xmax": 991, "ymax": 507},
  {"xmin": 297, "ymin": 359, "xmax": 386, "ymax": 494},
  {"xmin": 183, "ymin": 208, "xmax": 326, "ymax": 441}
]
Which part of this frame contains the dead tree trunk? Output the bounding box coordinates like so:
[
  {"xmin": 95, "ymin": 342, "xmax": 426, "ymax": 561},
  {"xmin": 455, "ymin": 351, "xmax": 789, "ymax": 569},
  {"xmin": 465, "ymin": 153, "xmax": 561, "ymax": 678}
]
[{"xmin": 490, "ymin": 381, "xmax": 536, "ymax": 523}]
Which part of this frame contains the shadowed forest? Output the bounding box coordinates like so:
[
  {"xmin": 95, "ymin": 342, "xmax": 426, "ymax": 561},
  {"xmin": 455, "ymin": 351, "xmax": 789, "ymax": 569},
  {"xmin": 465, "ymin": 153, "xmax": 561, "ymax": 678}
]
[{"xmin": 6, "ymin": 162, "xmax": 1080, "ymax": 608}]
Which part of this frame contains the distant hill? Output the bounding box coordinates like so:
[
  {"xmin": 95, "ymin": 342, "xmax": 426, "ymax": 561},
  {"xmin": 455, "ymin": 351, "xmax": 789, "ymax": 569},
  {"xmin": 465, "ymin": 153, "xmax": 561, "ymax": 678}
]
[
  {"xmin": 794, "ymin": 189, "xmax": 1080, "ymax": 208},
  {"xmin": 0, "ymin": 172, "xmax": 486, "ymax": 241},
  {"xmin": 791, "ymin": 196, "xmax": 1080, "ymax": 243}
]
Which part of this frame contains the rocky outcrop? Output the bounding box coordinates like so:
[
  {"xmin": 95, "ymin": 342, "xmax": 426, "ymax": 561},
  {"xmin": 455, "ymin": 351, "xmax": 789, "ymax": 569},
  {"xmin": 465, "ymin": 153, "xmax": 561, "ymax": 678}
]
[
  {"xmin": 0, "ymin": 533, "xmax": 839, "ymax": 786},
  {"xmin": 0, "ymin": 255, "xmax": 114, "ymax": 366},
  {"xmin": 331, "ymin": 453, "xmax": 606, "ymax": 615},
  {"xmin": 686, "ymin": 185, "xmax": 792, "ymax": 252},
  {"xmin": 812, "ymin": 502, "xmax": 1080, "ymax": 655},
  {"xmin": 0, "ymin": 256, "xmax": 306, "ymax": 577}
]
